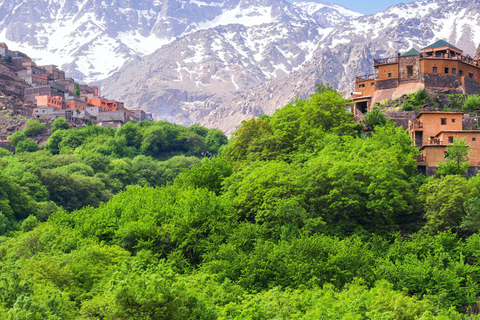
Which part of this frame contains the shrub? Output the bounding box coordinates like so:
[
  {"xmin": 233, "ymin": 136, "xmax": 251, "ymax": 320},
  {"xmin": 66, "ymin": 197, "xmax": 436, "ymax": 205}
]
[
  {"xmin": 23, "ymin": 119, "xmax": 46, "ymax": 137},
  {"xmin": 462, "ymin": 94, "xmax": 480, "ymax": 111}
]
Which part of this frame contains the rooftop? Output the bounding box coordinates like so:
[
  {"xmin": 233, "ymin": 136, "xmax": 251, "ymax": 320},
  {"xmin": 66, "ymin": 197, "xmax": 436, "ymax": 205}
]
[
  {"xmin": 416, "ymin": 111, "xmax": 464, "ymax": 119},
  {"xmin": 401, "ymin": 48, "xmax": 420, "ymax": 57},
  {"xmin": 422, "ymin": 40, "xmax": 461, "ymax": 51}
]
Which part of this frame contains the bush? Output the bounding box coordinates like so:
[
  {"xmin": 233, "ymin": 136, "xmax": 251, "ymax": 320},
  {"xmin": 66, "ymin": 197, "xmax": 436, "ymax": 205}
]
[
  {"xmin": 462, "ymin": 94, "xmax": 480, "ymax": 111},
  {"xmin": 23, "ymin": 119, "xmax": 46, "ymax": 137},
  {"xmin": 362, "ymin": 107, "xmax": 386, "ymax": 130},
  {"xmin": 51, "ymin": 118, "xmax": 69, "ymax": 132}
]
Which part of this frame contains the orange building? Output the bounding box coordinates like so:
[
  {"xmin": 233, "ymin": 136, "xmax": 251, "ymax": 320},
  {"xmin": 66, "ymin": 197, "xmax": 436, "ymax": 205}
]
[
  {"xmin": 65, "ymin": 96, "xmax": 88, "ymax": 111},
  {"xmin": 35, "ymin": 95, "xmax": 63, "ymax": 110},
  {"xmin": 352, "ymin": 40, "xmax": 480, "ymax": 117},
  {"xmin": 409, "ymin": 112, "xmax": 480, "ymax": 174},
  {"xmin": 88, "ymin": 98, "xmax": 118, "ymax": 111}
]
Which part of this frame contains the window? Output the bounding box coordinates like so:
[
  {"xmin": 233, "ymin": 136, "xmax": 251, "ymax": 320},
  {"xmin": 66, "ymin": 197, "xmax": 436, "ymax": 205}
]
[
  {"xmin": 469, "ymin": 72, "xmax": 474, "ymax": 78},
  {"xmin": 441, "ymin": 118, "xmax": 446, "ymax": 125},
  {"xmin": 371, "ymin": 82, "xmax": 375, "ymax": 86},
  {"xmin": 433, "ymin": 67, "xmax": 437, "ymax": 73},
  {"xmin": 445, "ymin": 67, "xmax": 449, "ymax": 74},
  {"xmin": 359, "ymin": 84, "xmax": 365, "ymax": 88},
  {"xmin": 452, "ymin": 119, "xmax": 455, "ymax": 123},
  {"xmin": 388, "ymin": 73, "xmax": 392, "ymax": 78},
  {"xmin": 407, "ymin": 65, "xmax": 413, "ymax": 76},
  {"xmin": 473, "ymin": 138, "xmax": 476, "ymax": 142},
  {"xmin": 460, "ymin": 70, "xmax": 463, "ymax": 76},
  {"xmin": 452, "ymin": 68, "xmax": 456, "ymax": 75},
  {"xmin": 448, "ymin": 136, "xmax": 454, "ymax": 143}
]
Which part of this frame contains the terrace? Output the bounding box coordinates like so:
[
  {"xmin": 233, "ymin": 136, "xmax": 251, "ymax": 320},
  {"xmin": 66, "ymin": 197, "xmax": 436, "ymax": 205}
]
[{"xmin": 373, "ymin": 56, "xmax": 398, "ymax": 66}]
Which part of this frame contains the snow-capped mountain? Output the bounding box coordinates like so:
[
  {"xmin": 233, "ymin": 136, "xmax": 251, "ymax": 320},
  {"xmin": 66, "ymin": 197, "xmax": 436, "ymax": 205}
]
[
  {"xmin": 0, "ymin": 0, "xmax": 356, "ymax": 82},
  {"xmin": 2, "ymin": 0, "xmax": 479, "ymax": 135},
  {"xmin": 100, "ymin": 0, "xmax": 480, "ymax": 133}
]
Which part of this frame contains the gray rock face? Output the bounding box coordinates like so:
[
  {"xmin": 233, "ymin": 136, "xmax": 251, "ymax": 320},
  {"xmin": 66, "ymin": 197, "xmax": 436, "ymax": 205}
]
[{"xmin": 0, "ymin": 0, "xmax": 355, "ymax": 82}]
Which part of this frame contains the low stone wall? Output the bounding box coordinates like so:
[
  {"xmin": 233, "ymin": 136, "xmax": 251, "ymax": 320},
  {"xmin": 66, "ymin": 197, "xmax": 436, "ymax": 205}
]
[
  {"xmin": 422, "ymin": 74, "xmax": 459, "ymax": 89},
  {"xmin": 375, "ymin": 79, "xmax": 399, "ymax": 90},
  {"xmin": 424, "ymin": 166, "xmax": 480, "ymax": 176}
]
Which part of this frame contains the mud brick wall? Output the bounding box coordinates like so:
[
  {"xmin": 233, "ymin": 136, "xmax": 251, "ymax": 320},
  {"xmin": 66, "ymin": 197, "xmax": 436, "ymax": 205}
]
[
  {"xmin": 422, "ymin": 74, "xmax": 459, "ymax": 89},
  {"xmin": 375, "ymin": 79, "xmax": 399, "ymax": 90}
]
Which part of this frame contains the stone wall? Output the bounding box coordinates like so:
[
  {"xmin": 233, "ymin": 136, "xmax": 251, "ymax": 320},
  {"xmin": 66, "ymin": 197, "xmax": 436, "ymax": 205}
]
[
  {"xmin": 463, "ymin": 76, "xmax": 480, "ymax": 95},
  {"xmin": 424, "ymin": 166, "xmax": 480, "ymax": 176},
  {"xmin": 375, "ymin": 79, "xmax": 399, "ymax": 90},
  {"xmin": 399, "ymin": 56, "xmax": 420, "ymax": 83},
  {"xmin": 422, "ymin": 74, "xmax": 459, "ymax": 89}
]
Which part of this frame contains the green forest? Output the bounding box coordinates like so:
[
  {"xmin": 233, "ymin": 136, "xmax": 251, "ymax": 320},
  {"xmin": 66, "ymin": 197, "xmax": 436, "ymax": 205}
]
[{"xmin": 0, "ymin": 84, "xmax": 479, "ymax": 319}]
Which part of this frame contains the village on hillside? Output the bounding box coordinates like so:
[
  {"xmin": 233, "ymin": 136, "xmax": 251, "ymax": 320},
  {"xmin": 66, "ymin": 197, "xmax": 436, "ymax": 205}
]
[
  {"xmin": 0, "ymin": 42, "xmax": 153, "ymax": 138},
  {"xmin": 352, "ymin": 40, "xmax": 480, "ymax": 175}
]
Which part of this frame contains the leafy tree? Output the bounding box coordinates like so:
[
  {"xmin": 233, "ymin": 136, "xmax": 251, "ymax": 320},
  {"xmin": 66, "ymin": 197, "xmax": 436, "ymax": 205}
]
[
  {"xmin": 460, "ymin": 197, "xmax": 480, "ymax": 232},
  {"xmin": 74, "ymin": 83, "xmax": 80, "ymax": 96},
  {"xmin": 6, "ymin": 55, "xmax": 12, "ymax": 63},
  {"xmin": 15, "ymin": 138, "xmax": 39, "ymax": 153},
  {"xmin": 23, "ymin": 119, "xmax": 46, "ymax": 137},
  {"xmin": 205, "ymin": 129, "xmax": 228, "ymax": 154},
  {"xmin": 7, "ymin": 130, "xmax": 27, "ymax": 150},
  {"xmin": 21, "ymin": 215, "xmax": 39, "ymax": 232},
  {"xmin": 419, "ymin": 175, "xmax": 477, "ymax": 233},
  {"xmin": 362, "ymin": 106, "xmax": 386, "ymax": 130},
  {"xmin": 51, "ymin": 117, "xmax": 69, "ymax": 132},
  {"xmin": 436, "ymin": 137, "xmax": 471, "ymax": 176}
]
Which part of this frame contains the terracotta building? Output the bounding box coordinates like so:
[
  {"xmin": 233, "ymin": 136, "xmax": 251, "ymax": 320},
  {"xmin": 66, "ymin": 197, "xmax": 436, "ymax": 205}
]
[
  {"xmin": 409, "ymin": 112, "xmax": 480, "ymax": 174},
  {"xmin": 35, "ymin": 95, "xmax": 63, "ymax": 110},
  {"xmin": 353, "ymin": 40, "xmax": 480, "ymax": 117}
]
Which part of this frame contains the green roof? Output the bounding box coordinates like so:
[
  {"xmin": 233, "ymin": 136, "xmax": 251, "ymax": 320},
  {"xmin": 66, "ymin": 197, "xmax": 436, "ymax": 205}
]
[
  {"xmin": 423, "ymin": 40, "xmax": 460, "ymax": 51},
  {"xmin": 400, "ymin": 48, "xmax": 420, "ymax": 57}
]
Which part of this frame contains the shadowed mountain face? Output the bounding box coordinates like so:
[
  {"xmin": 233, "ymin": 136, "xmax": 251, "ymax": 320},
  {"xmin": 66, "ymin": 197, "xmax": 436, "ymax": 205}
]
[{"xmin": 2, "ymin": 0, "xmax": 479, "ymax": 134}]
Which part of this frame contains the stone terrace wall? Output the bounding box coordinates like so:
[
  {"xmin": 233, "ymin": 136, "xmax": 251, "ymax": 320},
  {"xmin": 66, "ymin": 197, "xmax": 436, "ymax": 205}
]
[
  {"xmin": 375, "ymin": 79, "xmax": 399, "ymax": 90},
  {"xmin": 464, "ymin": 76, "xmax": 480, "ymax": 95},
  {"xmin": 423, "ymin": 74, "xmax": 459, "ymax": 89}
]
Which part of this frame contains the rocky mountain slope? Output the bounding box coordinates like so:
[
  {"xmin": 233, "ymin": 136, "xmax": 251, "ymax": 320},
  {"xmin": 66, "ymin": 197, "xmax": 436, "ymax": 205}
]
[
  {"xmin": 100, "ymin": 0, "xmax": 480, "ymax": 134},
  {"xmin": 2, "ymin": 0, "xmax": 480, "ymax": 135},
  {"xmin": 0, "ymin": 0, "xmax": 358, "ymax": 82}
]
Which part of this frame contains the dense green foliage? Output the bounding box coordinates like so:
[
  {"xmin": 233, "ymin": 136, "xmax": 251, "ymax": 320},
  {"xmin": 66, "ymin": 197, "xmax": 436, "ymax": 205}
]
[{"xmin": 0, "ymin": 86, "xmax": 480, "ymax": 318}]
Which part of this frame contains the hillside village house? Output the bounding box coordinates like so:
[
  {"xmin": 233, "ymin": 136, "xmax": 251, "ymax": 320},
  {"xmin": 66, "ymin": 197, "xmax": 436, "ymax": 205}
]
[
  {"xmin": 0, "ymin": 42, "xmax": 153, "ymax": 126},
  {"xmin": 409, "ymin": 112, "xmax": 480, "ymax": 175},
  {"xmin": 352, "ymin": 40, "xmax": 480, "ymax": 117}
]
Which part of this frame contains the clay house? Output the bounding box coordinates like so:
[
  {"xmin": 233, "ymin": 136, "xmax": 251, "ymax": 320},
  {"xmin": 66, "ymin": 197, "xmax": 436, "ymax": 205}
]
[
  {"xmin": 64, "ymin": 94, "xmax": 88, "ymax": 111},
  {"xmin": 409, "ymin": 111, "xmax": 480, "ymax": 174},
  {"xmin": 41, "ymin": 65, "xmax": 66, "ymax": 81},
  {"xmin": 88, "ymin": 98, "xmax": 118, "ymax": 111},
  {"xmin": 97, "ymin": 110, "xmax": 130, "ymax": 127},
  {"xmin": 352, "ymin": 40, "xmax": 480, "ymax": 117},
  {"xmin": 85, "ymin": 106, "xmax": 107, "ymax": 117},
  {"xmin": 58, "ymin": 78, "xmax": 76, "ymax": 93},
  {"xmin": 16, "ymin": 64, "xmax": 48, "ymax": 87},
  {"xmin": 34, "ymin": 108, "xmax": 72, "ymax": 121},
  {"xmin": 35, "ymin": 95, "xmax": 63, "ymax": 110},
  {"xmin": 24, "ymin": 82, "xmax": 66, "ymax": 104}
]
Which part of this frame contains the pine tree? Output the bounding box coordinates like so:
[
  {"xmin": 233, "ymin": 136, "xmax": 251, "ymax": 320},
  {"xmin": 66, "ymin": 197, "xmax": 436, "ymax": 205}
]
[{"xmin": 74, "ymin": 83, "xmax": 80, "ymax": 96}]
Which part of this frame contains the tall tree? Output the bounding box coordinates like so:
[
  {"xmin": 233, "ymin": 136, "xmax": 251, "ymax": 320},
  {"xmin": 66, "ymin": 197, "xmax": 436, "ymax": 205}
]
[{"xmin": 436, "ymin": 137, "xmax": 471, "ymax": 176}]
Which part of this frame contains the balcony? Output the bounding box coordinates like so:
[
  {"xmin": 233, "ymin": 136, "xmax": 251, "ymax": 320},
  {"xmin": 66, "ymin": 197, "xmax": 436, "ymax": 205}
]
[
  {"xmin": 428, "ymin": 138, "xmax": 442, "ymax": 145},
  {"xmin": 416, "ymin": 154, "xmax": 427, "ymax": 164},
  {"xmin": 419, "ymin": 53, "xmax": 479, "ymax": 66},
  {"xmin": 373, "ymin": 56, "xmax": 398, "ymax": 66},
  {"xmin": 409, "ymin": 121, "xmax": 423, "ymax": 131},
  {"xmin": 355, "ymin": 74, "xmax": 375, "ymax": 82}
]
